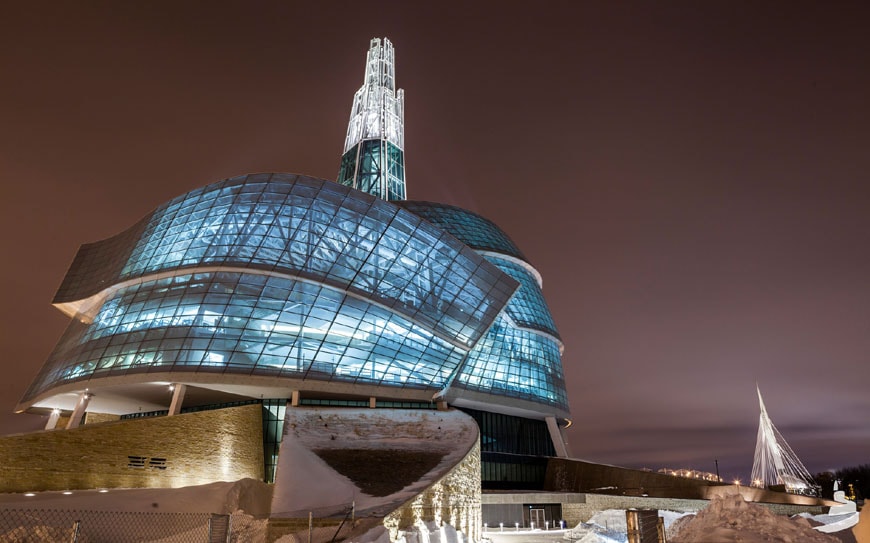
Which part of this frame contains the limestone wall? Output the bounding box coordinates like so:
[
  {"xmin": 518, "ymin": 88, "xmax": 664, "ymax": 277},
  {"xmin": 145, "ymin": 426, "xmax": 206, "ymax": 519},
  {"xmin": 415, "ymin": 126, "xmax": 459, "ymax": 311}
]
[
  {"xmin": 546, "ymin": 458, "xmax": 831, "ymax": 507},
  {"xmin": 0, "ymin": 404, "xmax": 264, "ymax": 492},
  {"xmin": 384, "ymin": 440, "xmax": 482, "ymax": 542},
  {"xmin": 561, "ymin": 493, "xmax": 826, "ymax": 525}
]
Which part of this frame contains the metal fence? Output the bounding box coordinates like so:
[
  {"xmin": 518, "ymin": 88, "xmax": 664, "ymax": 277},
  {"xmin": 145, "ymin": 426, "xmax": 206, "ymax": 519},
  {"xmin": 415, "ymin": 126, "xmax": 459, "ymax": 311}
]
[{"xmin": 0, "ymin": 509, "xmax": 261, "ymax": 543}]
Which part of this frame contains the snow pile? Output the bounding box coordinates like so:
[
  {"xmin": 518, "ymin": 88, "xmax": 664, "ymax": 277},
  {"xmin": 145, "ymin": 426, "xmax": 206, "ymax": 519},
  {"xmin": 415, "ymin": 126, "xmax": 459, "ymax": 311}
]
[
  {"xmin": 668, "ymin": 494, "xmax": 841, "ymax": 543},
  {"xmin": 562, "ymin": 509, "xmax": 694, "ymax": 543},
  {"xmin": 565, "ymin": 510, "xmax": 627, "ymax": 543},
  {"xmin": 272, "ymin": 525, "xmax": 357, "ymax": 543},
  {"xmin": 341, "ymin": 521, "xmax": 465, "ymax": 543}
]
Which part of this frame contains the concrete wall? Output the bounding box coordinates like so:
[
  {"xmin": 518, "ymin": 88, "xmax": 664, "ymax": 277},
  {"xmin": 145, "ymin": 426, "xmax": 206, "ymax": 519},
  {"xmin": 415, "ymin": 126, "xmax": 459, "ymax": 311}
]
[{"xmin": 0, "ymin": 404, "xmax": 264, "ymax": 492}]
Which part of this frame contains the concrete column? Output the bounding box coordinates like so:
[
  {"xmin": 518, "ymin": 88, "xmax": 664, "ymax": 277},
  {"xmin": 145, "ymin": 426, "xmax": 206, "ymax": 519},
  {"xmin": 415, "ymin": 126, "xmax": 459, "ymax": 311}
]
[
  {"xmin": 66, "ymin": 393, "xmax": 92, "ymax": 429},
  {"xmin": 44, "ymin": 409, "xmax": 61, "ymax": 430},
  {"xmin": 291, "ymin": 390, "xmax": 300, "ymax": 407},
  {"xmin": 168, "ymin": 384, "xmax": 187, "ymax": 416},
  {"xmin": 545, "ymin": 416, "xmax": 570, "ymax": 458},
  {"xmin": 436, "ymin": 400, "xmax": 448, "ymax": 411},
  {"xmin": 369, "ymin": 396, "xmax": 377, "ymax": 409}
]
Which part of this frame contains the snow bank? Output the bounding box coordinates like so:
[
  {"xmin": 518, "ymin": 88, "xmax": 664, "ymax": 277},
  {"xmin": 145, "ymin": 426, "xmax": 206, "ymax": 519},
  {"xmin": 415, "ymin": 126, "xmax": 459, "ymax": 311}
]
[
  {"xmin": 347, "ymin": 520, "xmax": 466, "ymax": 543},
  {"xmin": 668, "ymin": 494, "xmax": 840, "ymax": 543},
  {"xmin": 562, "ymin": 509, "xmax": 693, "ymax": 543}
]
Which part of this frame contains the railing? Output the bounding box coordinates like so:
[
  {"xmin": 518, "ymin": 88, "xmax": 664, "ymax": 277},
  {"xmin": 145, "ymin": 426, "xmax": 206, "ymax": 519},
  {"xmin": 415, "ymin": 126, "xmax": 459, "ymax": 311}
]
[{"xmin": 0, "ymin": 509, "xmax": 261, "ymax": 542}]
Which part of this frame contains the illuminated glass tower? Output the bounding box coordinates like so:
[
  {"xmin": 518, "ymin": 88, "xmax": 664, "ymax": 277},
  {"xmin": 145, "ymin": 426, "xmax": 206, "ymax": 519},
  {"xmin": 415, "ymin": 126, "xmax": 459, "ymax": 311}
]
[{"xmin": 337, "ymin": 37, "xmax": 406, "ymax": 201}]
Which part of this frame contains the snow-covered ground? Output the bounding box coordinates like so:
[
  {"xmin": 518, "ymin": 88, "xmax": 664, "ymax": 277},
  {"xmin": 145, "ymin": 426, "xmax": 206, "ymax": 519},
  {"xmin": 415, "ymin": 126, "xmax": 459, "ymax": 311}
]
[
  {"xmin": 1, "ymin": 484, "xmax": 866, "ymax": 543},
  {"xmin": 1, "ymin": 475, "xmax": 865, "ymax": 543}
]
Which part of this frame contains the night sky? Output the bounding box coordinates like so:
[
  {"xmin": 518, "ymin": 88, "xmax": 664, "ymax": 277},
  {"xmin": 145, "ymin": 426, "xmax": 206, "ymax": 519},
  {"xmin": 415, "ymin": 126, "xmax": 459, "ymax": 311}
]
[{"xmin": 2, "ymin": 2, "xmax": 869, "ymax": 482}]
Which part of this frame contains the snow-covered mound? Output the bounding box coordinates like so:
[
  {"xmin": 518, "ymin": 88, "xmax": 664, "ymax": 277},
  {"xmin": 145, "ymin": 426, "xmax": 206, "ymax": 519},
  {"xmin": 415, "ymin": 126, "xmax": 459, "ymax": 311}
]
[
  {"xmin": 562, "ymin": 509, "xmax": 693, "ymax": 543},
  {"xmin": 271, "ymin": 520, "xmax": 467, "ymax": 543},
  {"xmin": 668, "ymin": 494, "xmax": 840, "ymax": 543}
]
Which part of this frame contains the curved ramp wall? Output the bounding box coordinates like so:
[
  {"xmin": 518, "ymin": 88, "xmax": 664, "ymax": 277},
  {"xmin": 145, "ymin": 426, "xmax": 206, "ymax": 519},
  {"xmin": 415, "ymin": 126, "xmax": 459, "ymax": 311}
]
[{"xmin": 268, "ymin": 407, "xmax": 480, "ymax": 542}]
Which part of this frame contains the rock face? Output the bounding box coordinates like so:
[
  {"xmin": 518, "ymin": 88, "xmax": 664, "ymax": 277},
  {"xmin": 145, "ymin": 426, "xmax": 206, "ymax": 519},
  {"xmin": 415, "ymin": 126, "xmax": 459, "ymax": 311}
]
[{"xmin": 669, "ymin": 493, "xmax": 840, "ymax": 543}]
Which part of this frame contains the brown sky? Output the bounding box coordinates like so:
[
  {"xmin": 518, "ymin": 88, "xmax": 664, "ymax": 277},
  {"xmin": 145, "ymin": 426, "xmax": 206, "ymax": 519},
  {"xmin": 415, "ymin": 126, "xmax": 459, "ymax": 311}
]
[{"xmin": 2, "ymin": 1, "xmax": 869, "ymax": 481}]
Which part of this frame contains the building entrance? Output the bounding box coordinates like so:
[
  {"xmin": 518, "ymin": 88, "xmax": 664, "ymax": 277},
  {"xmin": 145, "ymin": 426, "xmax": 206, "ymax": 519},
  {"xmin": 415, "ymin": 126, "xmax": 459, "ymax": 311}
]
[{"xmin": 530, "ymin": 508, "xmax": 546, "ymax": 528}]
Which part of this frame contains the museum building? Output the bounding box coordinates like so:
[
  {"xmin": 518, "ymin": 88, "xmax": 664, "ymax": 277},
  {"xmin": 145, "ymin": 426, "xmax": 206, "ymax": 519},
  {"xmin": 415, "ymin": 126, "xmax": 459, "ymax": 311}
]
[{"xmin": 12, "ymin": 38, "xmax": 571, "ymax": 495}]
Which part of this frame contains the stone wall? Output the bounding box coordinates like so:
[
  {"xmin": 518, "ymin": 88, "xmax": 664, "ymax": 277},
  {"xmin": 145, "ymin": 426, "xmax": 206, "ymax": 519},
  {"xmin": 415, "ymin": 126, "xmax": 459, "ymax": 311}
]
[
  {"xmin": 384, "ymin": 440, "xmax": 482, "ymax": 542},
  {"xmin": 561, "ymin": 493, "xmax": 827, "ymax": 526},
  {"xmin": 0, "ymin": 404, "xmax": 264, "ymax": 492},
  {"xmin": 545, "ymin": 458, "xmax": 720, "ymax": 499},
  {"xmin": 545, "ymin": 458, "xmax": 831, "ymax": 507},
  {"xmin": 84, "ymin": 412, "xmax": 121, "ymax": 425}
]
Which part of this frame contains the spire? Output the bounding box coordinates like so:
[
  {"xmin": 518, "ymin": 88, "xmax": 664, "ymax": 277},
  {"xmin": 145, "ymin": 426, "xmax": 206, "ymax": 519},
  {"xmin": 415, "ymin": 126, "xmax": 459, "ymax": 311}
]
[
  {"xmin": 750, "ymin": 385, "xmax": 819, "ymax": 495},
  {"xmin": 337, "ymin": 37, "xmax": 406, "ymax": 201}
]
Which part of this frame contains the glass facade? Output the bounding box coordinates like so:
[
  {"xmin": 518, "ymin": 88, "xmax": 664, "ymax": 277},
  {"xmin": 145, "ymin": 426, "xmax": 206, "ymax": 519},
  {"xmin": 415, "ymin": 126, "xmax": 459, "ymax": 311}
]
[
  {"xmin": 398, "ymin": 202, "xmax": 567, "ymax": 411},
  {"xmin": 461, "ymin": 408, "xmax": 556, "ymax": 490},
  {"xmin": 338, "ymin": 38, "xmax": 406, "ymax": 202},
  {"xmin": 22, "ymin": 173, "xmax": 569, "ymax": 420},
  {"xmin": 460, "ymin": 408, "xmax": 556, "ymax": 456},
  {"xmin": 23, "ymin": 174, "xmax": 523, "ymax": 403},
  {"xmin": 262, "ymin": 399, "xmax": 286, "ymax": 483},
  {"xmin": 338, "ymin": 140, "xmax": 406, "ymax": 202},
  {"xmin": 397, "ymin": 202, "xmax": 526, "ymax": 261}
]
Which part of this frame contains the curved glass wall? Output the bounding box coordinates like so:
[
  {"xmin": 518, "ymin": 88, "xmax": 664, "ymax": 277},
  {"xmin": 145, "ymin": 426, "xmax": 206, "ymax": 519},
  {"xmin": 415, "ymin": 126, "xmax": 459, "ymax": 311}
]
[
  {"xmin": 490, "ymin": 258, "xmax": 559, "ymax": 339},
  {"xmin": 394, "ymin": 202, "xmax": 567, "ymax": 411},
  {"xmin": 24, "ymin": 271, "xmax": 466, "ymax": 401},
  {"xmin": 397, "ymin": 202, "xmax": 526, "ymax": 260},
  {"xmin": 24, "ymin": 174, "xmax": 570, "ymax": 415},
  {"xmin": 455, "ymin": 317, "xmax": 568, "ymax": 409},
  {"xmin": 54, "ymin": 174, "xmax": 516, "ymax": 349}
]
